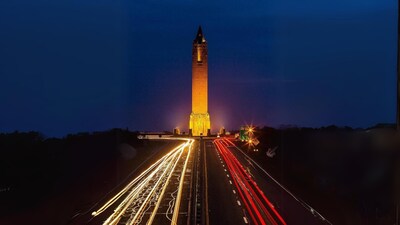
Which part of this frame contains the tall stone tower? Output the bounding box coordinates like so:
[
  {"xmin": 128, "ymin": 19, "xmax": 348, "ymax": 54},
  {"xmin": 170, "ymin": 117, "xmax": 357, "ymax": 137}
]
[{"xmin": 189, "ymin": 26, "xmax": 211, "ymax": 136}]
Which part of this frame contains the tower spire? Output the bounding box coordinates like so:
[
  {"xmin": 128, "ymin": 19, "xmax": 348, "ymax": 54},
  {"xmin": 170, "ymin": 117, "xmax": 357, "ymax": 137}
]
[
  {"xmin": 194, "ymin": 25, "xmax": 205, "ymax": 44},
  {"xmin": 197, "ymin": 26, "xmax": 202, "ymax": 36}
]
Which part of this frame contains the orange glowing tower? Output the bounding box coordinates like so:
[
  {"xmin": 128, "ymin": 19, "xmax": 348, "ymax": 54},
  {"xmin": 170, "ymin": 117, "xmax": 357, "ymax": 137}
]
[{"xmin": 189, "ymin": 26, "xmax": 211, "ymax": 136}]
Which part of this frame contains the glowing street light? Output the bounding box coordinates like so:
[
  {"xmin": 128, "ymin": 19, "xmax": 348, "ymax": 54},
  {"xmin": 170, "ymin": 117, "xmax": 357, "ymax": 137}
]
[{"xmin": 246, "ymin": 125, "xmax": 255, "ymax": 136}]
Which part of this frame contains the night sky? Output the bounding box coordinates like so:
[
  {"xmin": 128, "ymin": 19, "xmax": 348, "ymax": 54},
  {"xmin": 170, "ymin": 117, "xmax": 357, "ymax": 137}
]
[{"xmin": 0, "ymin": 0, "xmax": 397, "ymax": 137}]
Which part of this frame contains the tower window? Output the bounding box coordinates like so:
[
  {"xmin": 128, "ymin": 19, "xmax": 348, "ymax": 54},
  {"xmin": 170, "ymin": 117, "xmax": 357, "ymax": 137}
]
[{"xmin": 197, "ymin": 47, "xmax": 202, "ymax": 62}]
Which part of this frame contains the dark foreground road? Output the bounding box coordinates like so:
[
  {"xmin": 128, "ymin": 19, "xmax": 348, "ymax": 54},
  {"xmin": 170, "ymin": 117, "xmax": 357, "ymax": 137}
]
[{"xmin": 205, "ymin": 139, "xmax": 248, "ymax": 225}]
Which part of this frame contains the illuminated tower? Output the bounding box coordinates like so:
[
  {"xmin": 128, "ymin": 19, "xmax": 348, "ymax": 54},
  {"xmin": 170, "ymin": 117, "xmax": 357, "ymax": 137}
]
[{"xmin": 189, "ymin": 26, "xmax": 211, "ymax": 136}]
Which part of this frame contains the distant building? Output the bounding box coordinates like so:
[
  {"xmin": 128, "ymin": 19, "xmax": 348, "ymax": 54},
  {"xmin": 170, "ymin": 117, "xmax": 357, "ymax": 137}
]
[
  {"xmin": 137, "ymin": 132, "xmax": 172, "ymax": 139},
  {"xmin": 173, "ymin": 127, "xmax": 181, "ymax": 135},
  {"xmin": 189, "ymin": 26, "xmax": 211, "ymax": 136},
  {"xmin": 219, "ymin": 127, "xmax": 226, "ymax": 136}
]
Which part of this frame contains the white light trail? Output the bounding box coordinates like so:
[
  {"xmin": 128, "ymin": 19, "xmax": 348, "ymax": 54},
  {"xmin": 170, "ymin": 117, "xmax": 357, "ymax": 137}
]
[
  {"xmin": 90, "ymin": 138, "xmax": 194, "ymax": 225},
  {"xmin": 170, "ymin": 139, "xmax": 193, "ymax": 225}
]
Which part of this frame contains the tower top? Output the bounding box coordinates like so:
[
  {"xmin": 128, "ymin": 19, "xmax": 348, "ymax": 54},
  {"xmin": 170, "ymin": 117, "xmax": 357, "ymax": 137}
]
[{"xmin": 194, "ymin": 26, "xmax": 206, "ymax": 44}]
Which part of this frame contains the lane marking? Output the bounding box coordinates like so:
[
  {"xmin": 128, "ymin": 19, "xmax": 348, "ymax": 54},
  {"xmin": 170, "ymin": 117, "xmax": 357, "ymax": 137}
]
[
  {"xmin": 237, "ymin": 200, "xmax": 241, "ymax": 206},
  {"xmin": 243, "ymin": 217, "xmax": 248, "ymax": 224},
  {"xmin": 229, "ymin": 180, "xmax": 232, "ymax": 184},
  {"xmin": 233, "ymin": 190, "xmax": 236, "ymax": 194},
  {"xmin": 203, "ymin": 140, "xmax": 210, "ymax": 225}
]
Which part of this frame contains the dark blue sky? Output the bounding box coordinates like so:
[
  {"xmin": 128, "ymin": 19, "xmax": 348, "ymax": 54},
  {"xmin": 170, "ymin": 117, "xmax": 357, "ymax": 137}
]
[{"xmin": 0, "ymin": 0, "xmax": 397, "ymax": 137}]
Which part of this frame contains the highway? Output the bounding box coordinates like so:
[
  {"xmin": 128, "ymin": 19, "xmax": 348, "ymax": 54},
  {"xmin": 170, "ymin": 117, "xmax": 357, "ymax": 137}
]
[
  {"xmin": 89, "ymin": 138, "xmax": 195, "ymax": 225},
  {"xmin": 71, "ymin": 137, "xmax": 332, "ymax": 225},
  {"xmin": 209, "ymin": 138, "xmax": 331, "ymax": 225}
]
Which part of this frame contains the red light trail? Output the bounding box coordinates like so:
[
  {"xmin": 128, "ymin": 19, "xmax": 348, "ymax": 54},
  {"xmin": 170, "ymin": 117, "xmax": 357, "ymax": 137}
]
[{"xmin": 214, "ymin": 138, "xmax": 287, "ymax": 225}]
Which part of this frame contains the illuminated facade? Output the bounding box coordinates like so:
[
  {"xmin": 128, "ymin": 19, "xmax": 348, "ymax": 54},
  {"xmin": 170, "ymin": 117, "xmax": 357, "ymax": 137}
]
[{"xmin": 189, "ymin": 26, "xmax": 211, "ymax": 136}]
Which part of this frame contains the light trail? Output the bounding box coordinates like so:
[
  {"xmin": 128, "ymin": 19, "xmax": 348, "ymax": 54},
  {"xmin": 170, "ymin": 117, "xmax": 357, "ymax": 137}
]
[
  {"xmin": 128, "ymin": 147, "xmax": 184, "ymax": 225},
  {"xmin": 146, "ymin": 151, "xmax": 181, "ymax": 225},
  {"xmin": 92, "ymin": 143, "xmax": 183, "ymax": 216},
  {"xmin": 224, "ymin": 138, "xmax": 332, "ymax": 225},
  {"xmin": 171, "ymin": 138, "xmax": 193, "ymax": 225},
  {"xmin": 91, "ymin": 138, "xmax": 194, "ymax": 225},
  {"xmin": 165, "ymin": 188, "xmax": 178, "ymax": 221},
  {"xmin": 216, "ymin": 140, "xmax": 263, "ymax": 225},
  {"xmin": 214, "ymin": 139, "xmax": 287, "ymax": 225},
  {"xmin": 104, "ymin": 150, "xmax": 180, "ymax": 225}
]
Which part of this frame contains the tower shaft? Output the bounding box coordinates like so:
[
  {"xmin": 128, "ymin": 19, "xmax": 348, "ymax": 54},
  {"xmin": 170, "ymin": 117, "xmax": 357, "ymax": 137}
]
[{"xmin": 190, "ymin": 26, "xmax": 211, "ymax": 136}]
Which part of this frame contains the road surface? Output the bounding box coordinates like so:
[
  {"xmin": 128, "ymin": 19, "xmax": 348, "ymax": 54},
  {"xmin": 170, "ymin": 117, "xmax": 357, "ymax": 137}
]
[{"xmin": 70, "ymin": 137, "xmax": 331, "ymax": 225}]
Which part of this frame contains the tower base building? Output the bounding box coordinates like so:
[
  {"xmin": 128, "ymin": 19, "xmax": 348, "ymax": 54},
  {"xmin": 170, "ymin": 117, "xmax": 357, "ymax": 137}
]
[{"xmin": 189, "ymin": 113, "xmax": 211, "ymax": 136}]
